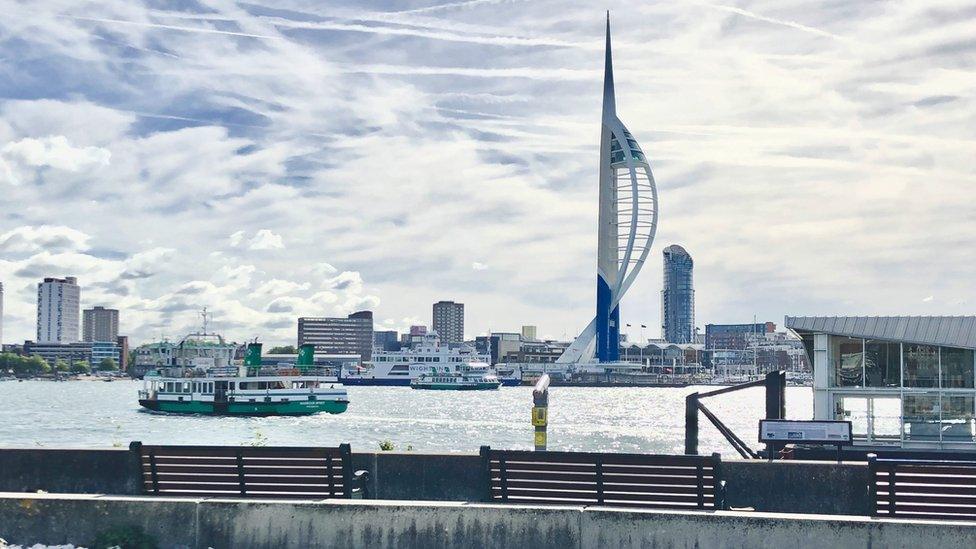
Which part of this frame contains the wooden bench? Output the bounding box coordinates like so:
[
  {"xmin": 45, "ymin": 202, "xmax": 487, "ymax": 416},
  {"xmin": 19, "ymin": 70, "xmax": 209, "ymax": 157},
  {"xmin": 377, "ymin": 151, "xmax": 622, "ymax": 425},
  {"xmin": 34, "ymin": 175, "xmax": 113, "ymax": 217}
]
[
  {"xmin": 132, "ymin": 442, "xmax": 368, "ymax": 499},
  {"xmin": 480, "ymin": 446, "xmax": 723, "ymax": 510},
  {"xmin": 870, "ymin": 456, "xmax": 976, "ymax": 520}
]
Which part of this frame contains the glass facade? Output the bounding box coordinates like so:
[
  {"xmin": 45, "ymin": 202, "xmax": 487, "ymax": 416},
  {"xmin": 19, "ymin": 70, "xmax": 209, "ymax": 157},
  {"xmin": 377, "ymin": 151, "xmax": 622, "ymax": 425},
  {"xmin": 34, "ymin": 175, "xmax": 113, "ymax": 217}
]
[
  {"xmin": 824, "ymin": 334, "xmax": 976, "ymax": 446},
  {"xmin": 661, "ymin": 245, "xmax": 694, "ymax": 344}
]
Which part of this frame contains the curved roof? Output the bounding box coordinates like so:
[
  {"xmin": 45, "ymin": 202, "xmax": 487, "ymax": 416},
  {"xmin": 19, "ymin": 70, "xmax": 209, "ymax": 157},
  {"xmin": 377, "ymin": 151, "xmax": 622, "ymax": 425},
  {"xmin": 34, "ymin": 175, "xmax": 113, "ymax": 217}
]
[
  {"xmin": 786, "ymin": 316, "xmax": 976, "ymax": 350},
  {"xmin": 663, "ymin": 244, "xmax": 690, "ymax": 256}
]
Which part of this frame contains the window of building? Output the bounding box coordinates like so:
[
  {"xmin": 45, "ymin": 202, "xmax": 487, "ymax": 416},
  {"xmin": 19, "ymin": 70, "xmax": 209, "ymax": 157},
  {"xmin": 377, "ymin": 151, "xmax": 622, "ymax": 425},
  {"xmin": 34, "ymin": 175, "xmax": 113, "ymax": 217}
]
[
  {"xmin": 903, "ymin": 394, "xmax": 940, "ymax": 441},
  {"xmin": 903, "ymin": 344, "xmax": 939, "ymax": 388},
  {"xmin": 941, "ymin": 347, "xmax": 975, "ymax": 389},
  {"xmin": 942, "ymin": 395, "xmax": 975, "ymax": 443},
  {"xmin": 871, "ymin": 397, "xmax": 902, "ymax": 442},
  {"xmin": 831, "ymin": 337, "xmax": 863, "ymax": 387},
  {"xmin": 835, "ymin": 396, "xmax": 868, "ymax": 439},
  {"xmin": 865, "ymin": 340, "xmax": 900, "ymax": 387}
]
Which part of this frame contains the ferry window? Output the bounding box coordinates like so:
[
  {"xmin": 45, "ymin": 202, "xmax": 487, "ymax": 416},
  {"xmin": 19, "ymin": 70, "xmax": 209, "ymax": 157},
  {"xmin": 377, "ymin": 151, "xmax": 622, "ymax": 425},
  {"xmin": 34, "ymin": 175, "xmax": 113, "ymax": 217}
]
[
  {"xmin": 942, "ymin": 395, "xmax": 976, "ymax": 443},
  {"xmin": 942, "ymin": 348, "xmax": 975, "ymax": 389},
  {"xmin": 903, "ymin": 394, "xmax": 940, "ymax": 441},
  {"xmin": 831, "ymin": 337, "xmax": 863, "ymax": 387},
  {"xmin": 865, "ymin": 340, "xmax": 900, "ymax": 388},
  {"xmin": 903, "ymin": 344, "xmax": 939, "ymax": 388}
]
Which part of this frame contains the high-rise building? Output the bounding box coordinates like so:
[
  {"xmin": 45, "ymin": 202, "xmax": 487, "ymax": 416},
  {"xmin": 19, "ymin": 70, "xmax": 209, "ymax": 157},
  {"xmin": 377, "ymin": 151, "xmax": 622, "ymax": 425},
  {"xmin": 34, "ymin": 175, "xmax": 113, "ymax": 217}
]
[
  {"xmin": 558, "ymin": 16, "xmax": 659, "ymax": 365},
  {"xmin": 83, "ymin": 306, "xmax": 119, "ymax": 342},
  {"xmin": 117, "ymin": 335, "xmax": 130, "ymax": 372},
  {"xmin": 36, "ymin": 277, "xmax": 80, "ymax": 343},
  {"xmin": 661, "ymin": 245, "xmax": 694, "ymax": 343},
  {"xmin": 373, "ymin": 330, "xmax": 400, "ymax": 351},
  {"xmin": 298, "ymin": 311, "xmax": 373, "ymax": 360},
  {"xmin": 432, "ymin": 301, "xmax": 464, "ymax": 343},
  {"xmin": 521, "ymin": 325, "xmax": 538, "ymax": 341}
]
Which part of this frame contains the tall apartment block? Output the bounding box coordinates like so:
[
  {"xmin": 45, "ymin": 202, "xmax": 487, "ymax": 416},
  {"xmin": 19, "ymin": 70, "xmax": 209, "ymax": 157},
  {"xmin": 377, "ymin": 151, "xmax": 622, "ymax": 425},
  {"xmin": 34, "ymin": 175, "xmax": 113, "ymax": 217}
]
[
  {"xmin": 432, "ymin": 300, "xmax": 464, "ymax": 343},
  {"xmin": 36, "ymin": 277, "xmax": 80, "ymax": 343}
]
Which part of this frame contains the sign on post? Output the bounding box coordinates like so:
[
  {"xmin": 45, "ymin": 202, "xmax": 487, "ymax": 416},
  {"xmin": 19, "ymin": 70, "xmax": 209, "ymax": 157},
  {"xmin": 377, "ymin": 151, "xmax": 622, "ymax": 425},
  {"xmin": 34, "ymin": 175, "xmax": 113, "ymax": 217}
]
[{"xmin": 758, "ymin": 420, "xmax": 853, "ymax": 444}]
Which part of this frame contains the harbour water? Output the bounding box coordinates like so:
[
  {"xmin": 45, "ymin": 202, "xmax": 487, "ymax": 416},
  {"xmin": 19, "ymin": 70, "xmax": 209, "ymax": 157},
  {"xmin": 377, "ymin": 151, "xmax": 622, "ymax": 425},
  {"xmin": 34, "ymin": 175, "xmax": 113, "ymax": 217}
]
[{"xmin": 0, "ymin": 380, "xmax": 812, "ymax": 454}]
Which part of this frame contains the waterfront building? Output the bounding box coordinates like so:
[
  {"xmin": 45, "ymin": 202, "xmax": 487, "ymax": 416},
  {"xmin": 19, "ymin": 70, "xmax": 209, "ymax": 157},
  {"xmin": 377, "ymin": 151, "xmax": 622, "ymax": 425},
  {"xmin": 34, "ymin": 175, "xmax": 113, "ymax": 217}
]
[
  {"xmin": 521, "ymin": 325, "xmax": 538, "ymax": 341},
  {"xmin": 298, "ymin": 311, "xmax": 373, "ymax": 360},
  {"xmin": 661, "ymin": 245, "xmax": 694, "ymax": 344},
  {"xmin": 117, "ymin": 335, "xmax": 129, "ymax": 372},
  {"xmin": 432, "ymin": 301, "xmax": 464, "ymax": 344},
  {"xmin": 559, "ymin": 15, "xmax": 659, "ymax": 365},
  {"xmin": 476, "ymin": 332, "xmax": 522, "ymax": 365},
  {"xmin": 36, "ymin": 277, "xmax": 80, "ymax": 343},
  {"xmin": 24, "ymin": 341, "xmax": 92, "ymax": 368},
  {"xmin": 787, "ymin": 316, "xmax": 976, "ymax": 449},
  {"xmin": 373, "ymin": 330, "xmax": 400, "ymax": 351},
  {"xmin": 83, "ymin": 306, "xmax": 119, "ymax": 342},
  {"xmin": 0, "ymin": 281, "xmax": 4, "ymax": 346},
  {"xmin": 90, "ymin": 340, "xmax": 120, "ymax": 370}
]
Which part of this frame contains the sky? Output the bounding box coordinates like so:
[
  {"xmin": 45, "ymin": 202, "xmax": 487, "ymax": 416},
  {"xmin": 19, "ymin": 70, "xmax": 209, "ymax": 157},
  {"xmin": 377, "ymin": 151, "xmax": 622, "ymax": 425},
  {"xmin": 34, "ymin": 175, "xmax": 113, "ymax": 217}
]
[{"xmin": 0, "ymin": 0, "xmax": 974, "ymax": 347}]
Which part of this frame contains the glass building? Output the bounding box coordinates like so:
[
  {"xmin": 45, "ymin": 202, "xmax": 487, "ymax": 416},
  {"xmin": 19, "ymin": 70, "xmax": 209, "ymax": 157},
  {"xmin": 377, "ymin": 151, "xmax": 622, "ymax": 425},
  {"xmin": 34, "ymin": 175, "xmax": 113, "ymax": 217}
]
[
  {"xmin": 787, "ymin": 316, "xmax": 976, "ymax": 449},
  {"xmin": 661, "ymin": 245, "xmax": 694, "ymax": 344}
]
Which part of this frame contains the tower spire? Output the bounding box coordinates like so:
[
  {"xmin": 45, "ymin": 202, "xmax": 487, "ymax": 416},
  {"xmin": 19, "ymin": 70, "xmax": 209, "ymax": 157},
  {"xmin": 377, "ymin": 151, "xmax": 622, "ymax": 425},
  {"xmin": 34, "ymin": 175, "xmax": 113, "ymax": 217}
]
[{"xmin": 603, "ymin": 11, "xmax": 616, "ymax": 116}]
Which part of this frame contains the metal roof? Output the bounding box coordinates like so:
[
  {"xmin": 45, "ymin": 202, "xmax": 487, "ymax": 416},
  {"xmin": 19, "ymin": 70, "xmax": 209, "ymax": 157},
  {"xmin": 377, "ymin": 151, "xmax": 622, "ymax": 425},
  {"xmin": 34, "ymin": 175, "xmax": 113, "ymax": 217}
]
[{"xmin": 785, "ymin": 316, "xmax": 976, "ymax": 350}]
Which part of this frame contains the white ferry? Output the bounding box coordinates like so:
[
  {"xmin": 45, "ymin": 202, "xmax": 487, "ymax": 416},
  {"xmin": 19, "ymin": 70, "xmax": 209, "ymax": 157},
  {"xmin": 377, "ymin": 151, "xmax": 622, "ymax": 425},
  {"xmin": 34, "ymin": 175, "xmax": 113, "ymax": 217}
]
[
  {"xmin": 138, "ymin": 340, "xmax": 348, "ymax": 416},
  {"xmin": 341, "ymin": 333, "xmax": 520, "ymax": 386},
  {"xmin": 410, "ymin": 361, "xmax": 502, "ymax": 391}
]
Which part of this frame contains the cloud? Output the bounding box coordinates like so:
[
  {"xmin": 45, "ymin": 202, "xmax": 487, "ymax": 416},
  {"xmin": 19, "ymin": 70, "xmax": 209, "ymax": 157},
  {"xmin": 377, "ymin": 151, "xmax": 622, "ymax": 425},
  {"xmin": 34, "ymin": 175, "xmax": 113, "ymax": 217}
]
[
  {"xmin": 229, "ymin": 230, "xmax": 285, "ymax": 251},
  {"xmin": 471, "ymin": 262, "xmax": 489, "ymax": 271},
  {"xmin": 0, "ymin": 225, "xmax": 90, "ymax": 253},
  {"xmin": 1, "ymin": 136, "xmax": 110, "ymax": 184}
]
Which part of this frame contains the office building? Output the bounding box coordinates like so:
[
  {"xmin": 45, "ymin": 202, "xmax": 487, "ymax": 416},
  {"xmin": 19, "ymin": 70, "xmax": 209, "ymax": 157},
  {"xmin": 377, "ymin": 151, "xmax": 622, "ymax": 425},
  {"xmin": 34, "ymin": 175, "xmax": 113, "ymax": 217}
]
[
  {"xmin": 117, "ymin": 335, "xmax": 130, "ymax": 372},
  {"xmin": 522, "ymin": 325, "xmax": 538, "ymax": 341},
  {"xmin": 373, "ymin": 330, "xmax": 400, "ymax": 352},
  {"xmin": 36, "ymin": 277, "xmax": 80, "ymax": 343},
  {"xmin": 83, "ymin": 306, "xmax": 119, "ymax": 342},
  {"xmin": 24, "ymin": 341, "xmax": 92, "ymax": 368},
  {"xmin": 90, "ymin": 340, "xmax": 121, "ymax": 370},
  {"xmin": 432, "ymin": 301, "xmax": 464, "ymax": 343},
  {"xmin": 298, "ymin": 311, "xmax": 374, "ymax": 360},
  {"xmin": 787, "ymin": 315, "xmax": 976, "ymax": 449},
  {"xmin": 661, "ymin": 245, "xmax": 694, "ymax": 343}
]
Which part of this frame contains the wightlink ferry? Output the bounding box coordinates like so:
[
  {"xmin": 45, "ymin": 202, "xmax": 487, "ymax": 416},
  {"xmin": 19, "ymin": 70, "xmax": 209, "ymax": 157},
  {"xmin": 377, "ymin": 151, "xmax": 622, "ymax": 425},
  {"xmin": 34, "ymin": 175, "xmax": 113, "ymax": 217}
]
[
  {"xmin": 138, "ymin": 337, "xmax": 348, "ymax": 416},
  {"xmin": 410, "ymin": 361, "xmax": 502, "ymax": 391},
  {"xmin": 341, "ymin": 332, "xmax": 520, "ymax": 386}
]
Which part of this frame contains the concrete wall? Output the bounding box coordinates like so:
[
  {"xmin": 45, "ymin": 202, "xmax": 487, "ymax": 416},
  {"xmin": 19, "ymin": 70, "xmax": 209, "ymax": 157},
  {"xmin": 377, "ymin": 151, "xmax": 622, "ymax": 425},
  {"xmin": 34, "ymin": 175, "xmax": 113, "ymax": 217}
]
[
  {"xmin": 0, "ymin": 447, "xmax": 874, "ymax": 516},
  {"xmin": 3, "ymin": 493, "xmax": 976, "ymax": 549},
  {"xmin": 0, "ymin": 448, "xmax": 140, "ymax": 495}
]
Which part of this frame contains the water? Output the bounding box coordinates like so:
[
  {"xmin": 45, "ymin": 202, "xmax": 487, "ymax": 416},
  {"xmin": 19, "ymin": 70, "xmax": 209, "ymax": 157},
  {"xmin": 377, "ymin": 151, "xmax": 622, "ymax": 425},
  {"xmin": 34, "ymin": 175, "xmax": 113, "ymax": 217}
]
[{"xmin": 0, "ymin": 380, "xmax": 812, "ymax": 455}]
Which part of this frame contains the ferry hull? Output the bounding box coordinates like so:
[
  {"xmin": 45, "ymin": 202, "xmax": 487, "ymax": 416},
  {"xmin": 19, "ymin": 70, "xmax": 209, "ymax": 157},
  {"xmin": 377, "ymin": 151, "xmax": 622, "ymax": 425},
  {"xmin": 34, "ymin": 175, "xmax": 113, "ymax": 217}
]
[
  {"xmin": 342, "ymin": 377, "xmax": 521, "ymax": 387},
  {"xmin": 139, "ymin": 399, "xmax": 348, "ymax": 416}
]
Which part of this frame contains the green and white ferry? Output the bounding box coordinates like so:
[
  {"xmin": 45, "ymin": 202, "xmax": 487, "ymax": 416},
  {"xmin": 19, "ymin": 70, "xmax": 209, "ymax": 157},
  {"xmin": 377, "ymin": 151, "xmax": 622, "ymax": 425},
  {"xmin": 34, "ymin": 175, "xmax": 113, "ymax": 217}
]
[
  {"xmin": 410, "ymin": 361, "xmax": 502, "ymax": 391},
  {"xmin": 138, "ymin": 339, "xmax": 348, "ymax": 416}
]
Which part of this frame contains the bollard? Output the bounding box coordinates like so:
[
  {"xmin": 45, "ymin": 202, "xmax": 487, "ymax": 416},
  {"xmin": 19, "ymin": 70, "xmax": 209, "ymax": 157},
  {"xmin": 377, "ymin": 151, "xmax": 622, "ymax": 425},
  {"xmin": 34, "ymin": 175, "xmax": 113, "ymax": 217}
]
[{"xmin": 532, "ymin": 374, "xmax": 550, "ymax": 451}]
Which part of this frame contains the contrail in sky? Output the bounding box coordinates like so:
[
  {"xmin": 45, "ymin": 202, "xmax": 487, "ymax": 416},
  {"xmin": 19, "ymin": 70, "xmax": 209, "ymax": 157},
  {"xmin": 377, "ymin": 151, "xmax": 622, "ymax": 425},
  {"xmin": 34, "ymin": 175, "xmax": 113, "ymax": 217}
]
[{"xmin": 695, "ymin": 1, "xmax": 850, "ymax": 42}]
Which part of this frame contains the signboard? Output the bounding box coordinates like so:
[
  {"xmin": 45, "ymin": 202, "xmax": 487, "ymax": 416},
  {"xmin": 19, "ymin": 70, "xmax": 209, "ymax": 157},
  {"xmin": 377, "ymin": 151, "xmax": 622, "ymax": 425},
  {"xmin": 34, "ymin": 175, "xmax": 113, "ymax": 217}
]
[
  {"xmin": 759, "ymin": 420, "xmax": 852, "ymax": 445},
  {"xmin": 532, "ymin": 407, "xmax": 548, "ymax": 427}
]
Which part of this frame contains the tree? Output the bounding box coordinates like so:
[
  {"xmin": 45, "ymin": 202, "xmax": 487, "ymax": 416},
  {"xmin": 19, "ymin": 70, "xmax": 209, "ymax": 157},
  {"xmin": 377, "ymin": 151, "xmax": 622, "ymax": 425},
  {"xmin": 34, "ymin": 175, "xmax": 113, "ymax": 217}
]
[
  {"xmin": 268, "ymin": 345, "xmax": 296, "ymax": 354},
  {"xmin": 98, "ymin": 357, "xmax": 119, "ymax": 371},
  {"xmin": 71, "ymin": 360, "xmax": 91, "ymax": 374},
  {"xmin": 54, "ymin": 358, "xmax": 70, "ymax": 372},
  {"xmin": 21, "ymin": 356, "xmax": 50, "ymax": 376}
]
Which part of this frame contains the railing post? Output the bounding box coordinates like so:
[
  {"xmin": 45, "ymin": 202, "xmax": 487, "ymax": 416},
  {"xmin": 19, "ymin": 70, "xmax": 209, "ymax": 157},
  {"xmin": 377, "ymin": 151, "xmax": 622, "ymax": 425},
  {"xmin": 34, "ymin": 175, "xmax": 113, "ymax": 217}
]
[
  {"xmin": 595, "ymin": 456, "xmax": 604, "ymax": 505},
  {"xmin": 764, "ymin": 371, "xmax": 786, "ymax": 458},
  {"xmin": 480, "ymin": 446, "xmax": 492, "ymax": 502},
  {"xmin": 339, "ymin": 443, "xmax": 353, "ymax": 499},
  {"xmin": 129, "ymin": 441, "xmax": 145, "ymax": 495},
  {"xmin": 685, "ymin": 392, "xmax": 699, "ymax": 455},
  {"xmin": 532, "ymin": 374, "xmax": 550, "ymax": 451},
  {"xmin": 236, "ymin": 449, "xmax": 246, "ymax": 496}
]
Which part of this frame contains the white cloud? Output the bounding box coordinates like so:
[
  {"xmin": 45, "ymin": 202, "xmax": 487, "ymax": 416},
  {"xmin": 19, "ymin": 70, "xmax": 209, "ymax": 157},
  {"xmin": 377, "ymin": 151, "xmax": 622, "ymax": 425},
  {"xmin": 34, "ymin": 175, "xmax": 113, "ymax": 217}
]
[
  {"xmin": 248, "ymin": 229, "xmax": 284, "ymax": 250},
  {"xmin": 1, "ymin": 135, "xmax": 110, "ymax": 184},
  {"xmin": 0, "ymin": 225, "xmax": 90, "ymax": 253},
  {"xmin": 471, "ymin": 262, "xmax": 489, "ymax": 271}
]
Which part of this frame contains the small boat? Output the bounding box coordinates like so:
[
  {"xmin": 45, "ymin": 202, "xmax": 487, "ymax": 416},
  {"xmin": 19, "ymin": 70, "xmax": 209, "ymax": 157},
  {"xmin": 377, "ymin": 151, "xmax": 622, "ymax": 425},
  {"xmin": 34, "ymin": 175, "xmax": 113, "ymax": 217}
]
[
  {"xmin": 138, "ymin": 339, "xmax": 348, "ymax": 416},
  {"xmin": 410, "ymin": 361, "xmax": 502, "ymax": 391}
]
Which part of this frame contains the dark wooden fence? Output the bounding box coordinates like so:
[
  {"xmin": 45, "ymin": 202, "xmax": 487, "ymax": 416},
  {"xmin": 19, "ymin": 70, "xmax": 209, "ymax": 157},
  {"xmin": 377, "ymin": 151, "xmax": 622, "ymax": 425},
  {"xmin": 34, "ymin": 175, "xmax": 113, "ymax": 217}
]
[
  {"xmin": 870, "ymin": 457, "xmax": 976, "ymax": 520},
  {"xmin": 481, "ymin": 447, "xmax": 723, "ymax": 510}
]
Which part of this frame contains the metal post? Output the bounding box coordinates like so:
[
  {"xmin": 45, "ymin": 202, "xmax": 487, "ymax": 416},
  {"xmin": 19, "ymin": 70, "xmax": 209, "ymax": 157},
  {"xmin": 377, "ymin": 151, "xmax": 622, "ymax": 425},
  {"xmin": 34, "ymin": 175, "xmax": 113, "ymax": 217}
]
[
  {"xmin": 685, "ymin": 392, "xmax": 699, "ymax": 455},
  {"xmin": 764, "ymin": 371, "xmax": 786, "ymax": 458},
  {"xmin": 532, "ymin": 374, "xmax": 550, "ymax": 451}
]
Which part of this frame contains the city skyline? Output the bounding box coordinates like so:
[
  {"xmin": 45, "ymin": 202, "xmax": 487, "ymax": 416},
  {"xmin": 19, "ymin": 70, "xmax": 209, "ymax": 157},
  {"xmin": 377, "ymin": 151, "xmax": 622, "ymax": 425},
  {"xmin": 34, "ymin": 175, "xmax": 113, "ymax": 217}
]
[{"xmin": 1, "ymin": 2, "xmax": 973, "ymax": 347}]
